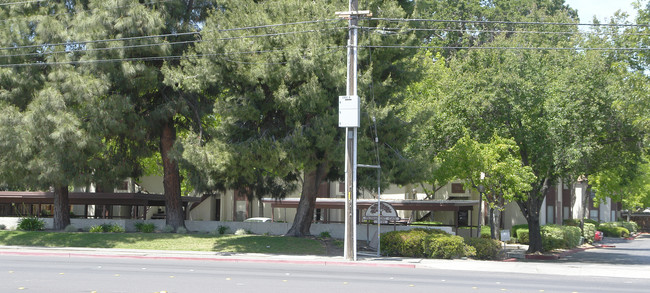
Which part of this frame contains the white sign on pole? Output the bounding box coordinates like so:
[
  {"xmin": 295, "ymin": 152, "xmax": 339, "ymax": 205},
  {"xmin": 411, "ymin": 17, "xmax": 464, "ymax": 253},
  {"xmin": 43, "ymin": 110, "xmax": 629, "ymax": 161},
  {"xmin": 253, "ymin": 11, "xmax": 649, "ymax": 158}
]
[{"xmin": 339, "ymin": 95, "xmax": 360, "ymax": 128}]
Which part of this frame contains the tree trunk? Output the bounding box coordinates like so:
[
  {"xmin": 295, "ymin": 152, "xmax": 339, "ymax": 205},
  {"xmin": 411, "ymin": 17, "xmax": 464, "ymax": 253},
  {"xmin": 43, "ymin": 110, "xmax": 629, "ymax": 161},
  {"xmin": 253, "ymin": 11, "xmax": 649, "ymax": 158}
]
[
  {"xmin": 489, "ymin": 207, "xmax": 495, "ymax": 239},
  {"xmin": 517, "ymin": 177, "xmax": 550, "ymax": 253},
  {"xmin": 489, "ymin": 207, "xmax": 502, "ymax": 240},
  {"xmin": 53, "ymin": 185, "xmax": 70, "ymax": 230},
  {"xmin": 160, "ymin": 119, "xmax": 185, "ymax": 231},
  {"xmin": 285, "ymin": 162, "xmax": 329, "ymax": 237}
]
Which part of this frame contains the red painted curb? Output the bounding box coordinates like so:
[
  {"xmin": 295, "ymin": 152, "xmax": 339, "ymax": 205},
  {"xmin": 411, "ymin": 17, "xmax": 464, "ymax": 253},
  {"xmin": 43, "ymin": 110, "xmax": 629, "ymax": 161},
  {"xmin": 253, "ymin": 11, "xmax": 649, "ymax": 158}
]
[
  {"xmin": 0, "ymin": 250, "xmax": 416, "ymax": 269},
  {"xmin": 525, "ymin": 254, "xmax": 560, "ymax": 260}
]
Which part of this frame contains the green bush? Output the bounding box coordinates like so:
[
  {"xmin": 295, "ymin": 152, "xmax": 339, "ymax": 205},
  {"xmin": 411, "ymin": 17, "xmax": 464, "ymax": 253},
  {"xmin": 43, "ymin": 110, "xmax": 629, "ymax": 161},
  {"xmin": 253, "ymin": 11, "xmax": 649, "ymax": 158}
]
[
  {"xmin": 619, "ymin": 221, "xmax": 638, "ymax": 234},
  {"xmin": 63, "ymin": 225, "xmax": 78, "ymax": 232},
  {"xmin": 380, "ymin": 228, "xmax": 473, "ymax": 259},
  {"xmin": 423, "ymin": 234, "xmax": 468, "ymax": 259},
  {"xmin": 134, "ymin": 222, "xmax": 156, "ymax": 233},
  {"xmin": 584, "ymin": 219, "xmax": 600, "ymax": 228},
  {"xmin": 516, "ymin": 229, "xmax": 529, "ymax": 244},
  {"xmin": 17, "ymin": 217, "xmax": 45, "ymax": 231},
  {"xmin": 0, "ymin": 224, "xmax": 6, "ymax": 230},
  {"xmin": 540, "ymin": 225, "xmax": 581, "ymax": 251},
  {"xmin": 176, "ymin": 227, "xmax": 188, "ymax": 234},
  {"xmin": 89, "ymin": 223, "xmax": 124, "ymax": 233},
  {"xmin": 466, "ymin": 238, "xmax": 501, "ymax": 260},
  {"xmin": 511, "ymin": 224, "xmax": 528, "ymax": 238},
  {"xmin": 562, "ymin": 220, "xmax": 596, "ymax": 244},
  {"xmin": 162, "ymin": 225, "xmax": 175, "ymax": 233},
  {"xmin": 319, "ymin": 231, "xmax": 331, "ymax": 238},
  {"xmin": 599, "ymin": 225, "xmax": 630, "ymax": 238},
  {"xmin": 217, "ymin": 225, "xmax": 229, "ymax": 235}
]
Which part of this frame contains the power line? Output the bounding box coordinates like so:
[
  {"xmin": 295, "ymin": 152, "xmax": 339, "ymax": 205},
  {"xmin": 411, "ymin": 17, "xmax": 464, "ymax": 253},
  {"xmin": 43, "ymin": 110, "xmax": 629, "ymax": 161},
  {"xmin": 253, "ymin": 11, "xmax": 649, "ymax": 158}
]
[
  {"xmin": 0, "ymin": 19, "xmax": 341, "ymax": 52},
  {"xmin": 0, "ymin": 27, "xmax": 345, "ymax": 59},
  {"xmin": 362, "ymin": 44, "xmax": 650, "ymax": 51},
  {"xmin": 0, "ymin": 0, "xmax": 171, "ymax": 24},
  {"xmin": 0, "ymin": 46, "xmax": 347, "ymax": 68},
  {"xmin": 0, "ymin": 0, "xmax": 46, "ymax": 6},
  {"xmin": 369, "ymin": 17, "xmax": 649, "ymax": 28},
  {"xmin": 361, "ymin": 26, "xmax": 650, "ymax": 37}
]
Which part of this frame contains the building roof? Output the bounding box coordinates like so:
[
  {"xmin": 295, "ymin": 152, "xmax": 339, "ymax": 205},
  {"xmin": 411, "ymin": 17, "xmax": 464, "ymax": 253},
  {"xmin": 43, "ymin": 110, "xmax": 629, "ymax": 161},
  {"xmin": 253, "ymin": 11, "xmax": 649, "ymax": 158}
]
[
  {"xmin": 262, "ymin": 198, "xmax": 477, "ymax": 211},
  {"xmin": 0, "ymin": 191, "xmax": 201, "ymax": 206}
]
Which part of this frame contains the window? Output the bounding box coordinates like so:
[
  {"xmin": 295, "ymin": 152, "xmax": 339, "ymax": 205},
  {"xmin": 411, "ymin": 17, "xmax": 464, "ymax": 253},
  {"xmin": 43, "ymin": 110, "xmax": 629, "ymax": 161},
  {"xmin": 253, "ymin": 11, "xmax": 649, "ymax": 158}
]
[{"xmin": 451, "ymin": 183, "xmax": 465, "ymax": 194}]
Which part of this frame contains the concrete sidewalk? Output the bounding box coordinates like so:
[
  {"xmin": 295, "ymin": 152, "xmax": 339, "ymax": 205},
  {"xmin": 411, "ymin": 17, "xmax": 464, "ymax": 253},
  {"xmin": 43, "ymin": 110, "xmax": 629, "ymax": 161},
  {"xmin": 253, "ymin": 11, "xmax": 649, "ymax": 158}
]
[{"xmin": 1, "ymin": 244, "xmax": 648, "ymax": 279}]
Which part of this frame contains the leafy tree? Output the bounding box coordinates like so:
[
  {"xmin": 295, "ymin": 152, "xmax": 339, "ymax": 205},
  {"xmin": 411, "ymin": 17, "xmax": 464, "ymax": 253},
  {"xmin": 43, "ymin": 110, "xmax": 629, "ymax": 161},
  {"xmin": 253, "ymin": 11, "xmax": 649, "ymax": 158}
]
[
  {"xmin": 434, "ymin": 135, "xmax": 535, "ymax": 239},
  {"xmin": 172, "ymin": 0, "xmax": 421, "ymax": 236}
]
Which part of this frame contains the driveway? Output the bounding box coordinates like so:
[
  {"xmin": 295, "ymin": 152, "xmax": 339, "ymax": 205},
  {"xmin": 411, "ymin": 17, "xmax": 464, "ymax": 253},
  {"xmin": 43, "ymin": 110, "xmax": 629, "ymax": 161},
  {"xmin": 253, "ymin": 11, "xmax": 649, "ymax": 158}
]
[{"xmin": 559, "ymin": 234, "xmax": 650, "ymax": 265}]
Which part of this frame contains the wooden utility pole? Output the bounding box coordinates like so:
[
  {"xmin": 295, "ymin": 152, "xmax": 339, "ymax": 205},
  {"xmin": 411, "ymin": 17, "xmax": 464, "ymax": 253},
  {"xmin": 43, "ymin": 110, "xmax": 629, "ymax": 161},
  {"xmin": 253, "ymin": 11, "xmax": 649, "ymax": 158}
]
[{"xmin": 336, "ymin": 1, "xmax": 371, "ymax": 262}]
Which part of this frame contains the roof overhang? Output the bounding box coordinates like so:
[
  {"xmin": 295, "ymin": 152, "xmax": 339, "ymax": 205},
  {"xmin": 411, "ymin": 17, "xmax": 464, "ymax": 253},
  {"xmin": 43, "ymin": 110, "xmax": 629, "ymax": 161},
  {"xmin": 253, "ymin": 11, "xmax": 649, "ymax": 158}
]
[
  {"xmin": 0, "ymin": 191, "xmax": 201, "ymax": 206},
  {"xmin": 262, "ymin": 198, "xmax": 477, "ymax": 211}
]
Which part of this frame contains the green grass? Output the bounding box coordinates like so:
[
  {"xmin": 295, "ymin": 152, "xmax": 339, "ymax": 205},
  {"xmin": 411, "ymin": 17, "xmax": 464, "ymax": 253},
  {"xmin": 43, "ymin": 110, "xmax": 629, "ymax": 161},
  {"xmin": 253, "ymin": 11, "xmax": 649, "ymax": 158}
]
[
  {"xmin": 0, "ymin": 231, "xmax": 326, "ymax": 255},
  {"xmin": 411, "ymin": 221, "xmax": 444, "ymax": 226}
]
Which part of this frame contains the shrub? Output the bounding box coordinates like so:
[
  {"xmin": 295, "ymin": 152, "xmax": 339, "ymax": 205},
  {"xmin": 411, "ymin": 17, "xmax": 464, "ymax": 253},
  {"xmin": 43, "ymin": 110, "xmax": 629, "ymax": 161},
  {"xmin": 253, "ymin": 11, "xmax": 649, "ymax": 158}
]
[
  {"xmin": 423, "ymin": 234, "xmax": 468, "ymax": 259},
  {"xmin": 511, "ymin": 224, "xmax": 528, "ymax": 238},
  {"xmin": 176, "ymin": 227, "xmax": 188, "ymax": 234},
  {"xmin": 540, "ymin": 225, "xmax": 581, "ymax": 251},
  {"xmin": 234, "ymin": 228, "xmax": 248, "ymax": 236},
  {"xmin": 619, "ymin": 221, "xmax": 638, "ymax": 234},
  {"xmin": 162, "ymin": 225, "xmax": 175, "ymax": 233},
  {"xmin": 599, "ymin": 225, "xmax": 630, "ymax": 238},
  {"xmin": 582, "ymin": 223, "xmax": 596, "ymax": 244},
  {"xmin": 319, "ymin": 231, "xmax": 331, "ymax": 238},
  {"xmin": 17, "ymin": 217, "xmax": 45, "ymax": 231},
  {"xmin": 584, "ymin": 219, "xmax": 600, "ymax": 228},
  {"xmin": 0, "ymin": 224, "xmax": 6, "ymax": 230},
  {"xmin": 89, "ymin": 223, "xmax": 124, "ymax": 233},
  {"xmin": 134, "ymin": 222, "xmax": 156, "ymax": 233},
  {"xmin": 89, "ymin": 225, "xmax": 104, "ymax": 233},
  {"xmin": 217, "ymin": 225, "xmax": 229, "ymax": 235},
  {"xmin": 63, "ymin": 225, "xmax": 78, "ymax": 232},
  {"xmin": 516, "ymin": 229, "xmax": 529, "ymax": 244},
  {"xmin": 466, "ymin": 238, "xmax": 501, "ymax": 260},
  {"xmin": 380, "ymin": 228, "xmax": 473, "ymax": 259}
]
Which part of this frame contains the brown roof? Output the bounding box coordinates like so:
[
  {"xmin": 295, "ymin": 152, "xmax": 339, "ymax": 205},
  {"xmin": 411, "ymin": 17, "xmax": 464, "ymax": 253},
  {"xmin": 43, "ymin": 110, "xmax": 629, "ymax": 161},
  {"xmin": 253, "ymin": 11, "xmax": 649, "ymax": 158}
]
[{"xmin": 0, "ymin": 191, "xmax": 201, "ymax": 206}]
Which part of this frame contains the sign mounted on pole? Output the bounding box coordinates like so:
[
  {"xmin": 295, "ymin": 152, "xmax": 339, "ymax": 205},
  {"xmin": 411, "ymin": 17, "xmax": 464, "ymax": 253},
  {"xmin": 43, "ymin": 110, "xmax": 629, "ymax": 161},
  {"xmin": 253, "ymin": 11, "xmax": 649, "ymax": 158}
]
[{"xmin": 339, "ymin": 95, "xmax": 360, "ymax": 128}]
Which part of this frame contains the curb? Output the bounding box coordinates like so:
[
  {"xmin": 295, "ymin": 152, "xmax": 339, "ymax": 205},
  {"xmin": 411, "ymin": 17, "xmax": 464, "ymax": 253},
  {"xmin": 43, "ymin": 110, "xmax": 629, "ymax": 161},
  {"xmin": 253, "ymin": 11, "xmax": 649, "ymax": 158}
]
[{"xmin": 0, "ymin": 249, "xmax": 417, "ymax": 269}]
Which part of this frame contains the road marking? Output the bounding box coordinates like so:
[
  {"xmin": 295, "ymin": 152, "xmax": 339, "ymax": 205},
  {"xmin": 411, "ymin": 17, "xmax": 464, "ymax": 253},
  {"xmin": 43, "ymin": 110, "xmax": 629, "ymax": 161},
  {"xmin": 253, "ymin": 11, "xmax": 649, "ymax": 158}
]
[
  {"xmin": 472, "ymin": 287, "xmax": 478, "ymax": 290},
  {"xmin": 282, "ymin": 280, "xmax": 288, "ymax": 282},
  {"xmin": 8, "ymin": 271, "xmax": 14, "ymax": 273},
  {"xmin": 343, "ymin": 282, "xmax": 349, "ymax": 285},
  {"xmin": 114, "ymin": 274, "xmax": 120, "ymax": 277},
  {"xmin": 409, "ymin": 285, "xmax": 415, "ymax": 287},
  {"xmin": 169, "ymin": 276, "xmax": 175, "ymax": 278},
  {"xmin": 226, "ymin": 277, "xmax": 231, "ymax": 281},
  {"xmin": 18, "ymin": 287, "xmax": 25, "ymax": 290},
  {"xmin": 59, "ymin": 272, "xmax": 65, "ymax": 275}
]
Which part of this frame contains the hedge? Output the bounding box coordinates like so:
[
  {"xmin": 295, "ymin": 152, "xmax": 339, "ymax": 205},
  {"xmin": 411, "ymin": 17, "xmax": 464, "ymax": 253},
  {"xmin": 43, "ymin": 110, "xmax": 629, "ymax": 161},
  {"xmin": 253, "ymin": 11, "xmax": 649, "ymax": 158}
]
[
  {"xmin": 380, "ymin": 228, "xmax": 475, "ymax": 259},
  {"xmin": 599, "ymin": 225, "xmax": 630, "ymax": 238},
  {"xmin": 511, "ymin": 224, "xmax": 528, "ymax": 238},
  {"xmin": 517, "ymin": 225, "xmax": 581, "ymax": 250},
  {"xmin": 465, "ymin": 238, "xmax": 501, "ymax": 260},
  {"xmin": 599, "ymin": 221, "xmax": 637, "ymax": 236},
  {"xmin": 563, "ymin": 219, "xmax": 596, "ymax": 244}
]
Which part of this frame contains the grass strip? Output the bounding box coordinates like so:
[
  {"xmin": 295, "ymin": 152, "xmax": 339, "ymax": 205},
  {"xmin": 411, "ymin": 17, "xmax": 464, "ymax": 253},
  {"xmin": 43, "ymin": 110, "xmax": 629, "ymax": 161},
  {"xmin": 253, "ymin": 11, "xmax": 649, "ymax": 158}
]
[{"xmin": 0, "ymin": 231, "xmax": 326, "ymax": 255}]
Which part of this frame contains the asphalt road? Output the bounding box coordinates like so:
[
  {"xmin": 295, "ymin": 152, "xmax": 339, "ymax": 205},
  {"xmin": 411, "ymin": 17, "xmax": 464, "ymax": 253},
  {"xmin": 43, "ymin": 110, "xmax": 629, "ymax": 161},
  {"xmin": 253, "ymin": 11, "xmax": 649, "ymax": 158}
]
[
  {"xmin": 559, "ymin": 234, "xmax": 650, "ymax": 265},
  {"xmin": 1, "ymin": 252, "xmax": 649, "ymax": 293}
]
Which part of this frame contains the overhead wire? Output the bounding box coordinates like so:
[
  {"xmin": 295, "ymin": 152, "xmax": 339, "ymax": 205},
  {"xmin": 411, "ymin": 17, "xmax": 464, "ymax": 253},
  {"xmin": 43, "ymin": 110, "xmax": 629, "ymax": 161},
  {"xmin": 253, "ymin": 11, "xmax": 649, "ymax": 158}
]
[
  {"xmin": 0, "ymin": 27, "xmax": 345, "ymax": 59},
  {"xmin": 369, "ymin": 17, "xmax": 650, "ymax": 28},
  {"xmin": 0, "ymin": 46, "xmax": 348, "ymax": 68},
  {"xmin": 0, "ymin": 18, "xmax": 342, "ymax": 52}
]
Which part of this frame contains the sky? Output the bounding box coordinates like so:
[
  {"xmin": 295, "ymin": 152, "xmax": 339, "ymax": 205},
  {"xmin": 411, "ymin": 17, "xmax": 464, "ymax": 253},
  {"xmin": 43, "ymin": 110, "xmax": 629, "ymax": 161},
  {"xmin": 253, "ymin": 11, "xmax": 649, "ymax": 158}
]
[{"xmin": 563, "ymin": 0, "xmax": 643, "ymax": 23}]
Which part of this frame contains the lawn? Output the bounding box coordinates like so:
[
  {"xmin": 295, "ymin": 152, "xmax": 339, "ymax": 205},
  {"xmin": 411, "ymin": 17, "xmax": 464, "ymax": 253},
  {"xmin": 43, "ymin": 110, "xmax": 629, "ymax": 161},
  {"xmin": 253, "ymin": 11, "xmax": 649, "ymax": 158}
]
[{"xmin": 0, "ymin": 231, "xmax": 327, "ymax": 255}]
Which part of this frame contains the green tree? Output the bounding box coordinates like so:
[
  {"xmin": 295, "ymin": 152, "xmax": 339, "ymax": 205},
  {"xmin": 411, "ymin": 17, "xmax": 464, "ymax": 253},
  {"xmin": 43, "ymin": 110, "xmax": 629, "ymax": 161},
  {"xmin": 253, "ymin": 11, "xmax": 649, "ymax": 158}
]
[
  {"xmin": 434, "ymin": 135, "xmax": 535, "ymax": 239},
  {"xmin": 172, "ymin": 0, "xmax": 420, "ymax": 236}
]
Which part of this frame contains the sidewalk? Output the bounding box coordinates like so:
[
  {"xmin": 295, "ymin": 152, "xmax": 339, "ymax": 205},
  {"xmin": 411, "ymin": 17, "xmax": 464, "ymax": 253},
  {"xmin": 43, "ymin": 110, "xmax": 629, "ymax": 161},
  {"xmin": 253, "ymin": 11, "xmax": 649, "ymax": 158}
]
[{"xmin": 1, "ymin": 244, "xmax": 649, "ymax": 279}]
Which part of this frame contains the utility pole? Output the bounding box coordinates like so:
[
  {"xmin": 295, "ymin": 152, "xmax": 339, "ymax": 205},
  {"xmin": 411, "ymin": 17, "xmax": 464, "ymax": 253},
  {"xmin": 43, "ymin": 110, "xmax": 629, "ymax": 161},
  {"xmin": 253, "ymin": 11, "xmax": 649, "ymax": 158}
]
[{"xmin": 336, "ymin": 1, "xmax": 371, "ymax": 261}]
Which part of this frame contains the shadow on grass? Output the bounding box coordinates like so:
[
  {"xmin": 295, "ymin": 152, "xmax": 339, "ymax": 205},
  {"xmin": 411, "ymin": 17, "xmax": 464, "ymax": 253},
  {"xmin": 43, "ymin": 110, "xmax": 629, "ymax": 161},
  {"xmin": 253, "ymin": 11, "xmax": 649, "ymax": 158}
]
[
  {"xmin": 211, "ymin": 235, "xmax": 326, "ymax": 255},
  {"xmin": 0, "ymin": 231, "xmax": 327, "ymax": 255},
  {"xmin": 0, "ymin": 231, "xmax": 185, "ymax": 248}
]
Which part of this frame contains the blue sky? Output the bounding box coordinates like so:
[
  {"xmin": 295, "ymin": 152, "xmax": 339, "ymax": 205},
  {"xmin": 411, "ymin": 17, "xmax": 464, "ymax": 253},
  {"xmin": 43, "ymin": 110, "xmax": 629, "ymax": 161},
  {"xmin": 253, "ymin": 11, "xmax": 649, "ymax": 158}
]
[{"xmin": 563, "ymin": 0, "xmax": 643, "ymax": 23}]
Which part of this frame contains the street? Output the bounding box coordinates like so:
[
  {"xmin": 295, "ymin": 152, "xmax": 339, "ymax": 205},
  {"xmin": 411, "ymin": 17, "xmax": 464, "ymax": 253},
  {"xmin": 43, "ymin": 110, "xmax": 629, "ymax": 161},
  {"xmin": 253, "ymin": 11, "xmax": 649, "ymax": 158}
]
[{"xmin": 1, "ymin": 246, "xmax": 649, "ymax": 293}]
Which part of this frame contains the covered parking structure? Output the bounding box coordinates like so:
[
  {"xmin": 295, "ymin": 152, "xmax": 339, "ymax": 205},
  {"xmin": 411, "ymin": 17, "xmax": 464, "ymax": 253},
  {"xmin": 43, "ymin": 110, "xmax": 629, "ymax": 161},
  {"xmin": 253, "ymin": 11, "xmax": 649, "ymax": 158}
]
[
  {"xmin": 262, "ymin": 198, "xmax": 479, "ymax": 231},
  {"xmin": 0, "ymin": 191, "xmax": 201, "ymax": 219}
]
